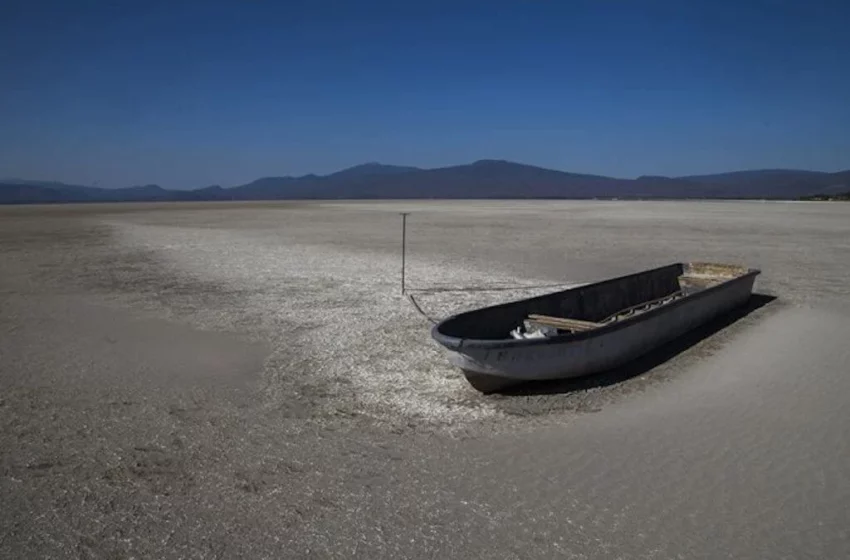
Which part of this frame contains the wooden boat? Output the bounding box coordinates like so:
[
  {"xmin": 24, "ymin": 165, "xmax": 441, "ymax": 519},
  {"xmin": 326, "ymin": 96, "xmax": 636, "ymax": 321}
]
[{"xmin": 430, "ymin": 262, "xmax": 760, "ymax": 393}]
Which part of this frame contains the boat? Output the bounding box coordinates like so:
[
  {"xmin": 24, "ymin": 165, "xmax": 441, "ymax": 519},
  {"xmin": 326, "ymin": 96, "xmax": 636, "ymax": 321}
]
[{"xmin": 430, "ymin": 262, "xmax": 760, "ymax": 393}]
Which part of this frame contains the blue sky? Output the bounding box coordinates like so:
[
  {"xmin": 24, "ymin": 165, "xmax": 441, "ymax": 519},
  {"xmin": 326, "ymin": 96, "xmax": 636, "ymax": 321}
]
[{"xmin": 1, "ymin": 0, "xmax": 849, "ymax": 188}]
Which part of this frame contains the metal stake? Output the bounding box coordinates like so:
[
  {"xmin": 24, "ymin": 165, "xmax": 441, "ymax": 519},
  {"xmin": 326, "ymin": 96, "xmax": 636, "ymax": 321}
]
[{"xmin": 400, "ymin": 212, "xmax": 410, "ymax": 294}]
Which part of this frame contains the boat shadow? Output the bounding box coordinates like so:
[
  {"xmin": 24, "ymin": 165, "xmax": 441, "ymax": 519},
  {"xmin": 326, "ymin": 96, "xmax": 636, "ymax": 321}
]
[{"xmin": 498, "ymin": 292, "xmax": 778, "ymax": 396}]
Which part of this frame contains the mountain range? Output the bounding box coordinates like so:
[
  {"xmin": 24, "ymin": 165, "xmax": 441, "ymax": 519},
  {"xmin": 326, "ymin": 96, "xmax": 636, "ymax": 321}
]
[{"xmin": 2, "ymin": 160, "xmax": 849, "ymax": 204}]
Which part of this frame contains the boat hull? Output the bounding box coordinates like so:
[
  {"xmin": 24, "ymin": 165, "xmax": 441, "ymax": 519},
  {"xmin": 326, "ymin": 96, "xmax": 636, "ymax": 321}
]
[{"xmin": 431, "ymin": 263, "xmax": 759, "ymax": 393}]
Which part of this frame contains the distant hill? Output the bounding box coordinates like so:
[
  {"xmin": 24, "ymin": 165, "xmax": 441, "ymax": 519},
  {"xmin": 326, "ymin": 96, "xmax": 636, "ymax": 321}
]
[
  {"xmin": 2, "ymin": 161, "xmax": 849, "ymax": 204},
  {"xmin": 799, "ymin": 170, "xmax": 850, "ymax": 200},
  {"xmin": 326, "ymin": 163, "xmax": 421, "ymax": 179},
  {"xmin": 0, "ymin": 182, "xmax": 104, "ymax": 204},
  {"xmin": 678, "ymin": 169, "xmax": 850, "ymax": 198},
  {"xmin": 801, "ymin": 192, "xmax": 850, "ymax": 201}
]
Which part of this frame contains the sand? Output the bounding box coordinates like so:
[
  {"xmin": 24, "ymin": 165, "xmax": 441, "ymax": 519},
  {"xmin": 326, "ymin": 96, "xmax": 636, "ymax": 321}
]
[{"xmin": 1, "ymin": 200, "xmax": 849, "ymax": 558}]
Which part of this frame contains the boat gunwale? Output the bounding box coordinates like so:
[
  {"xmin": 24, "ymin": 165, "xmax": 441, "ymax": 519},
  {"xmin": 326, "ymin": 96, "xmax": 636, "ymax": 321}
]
[{"xmin": 430, "ymin": 263, "xmax": 761, "ymax": 351}]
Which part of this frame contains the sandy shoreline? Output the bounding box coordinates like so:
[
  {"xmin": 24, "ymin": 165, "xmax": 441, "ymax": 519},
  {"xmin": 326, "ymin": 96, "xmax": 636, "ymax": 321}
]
[{"xmin": 2, "ymin": 200, "xmax": 849, "ymax": 558}]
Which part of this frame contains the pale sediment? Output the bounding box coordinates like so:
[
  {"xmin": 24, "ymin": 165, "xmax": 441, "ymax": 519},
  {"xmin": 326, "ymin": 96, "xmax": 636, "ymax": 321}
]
[{"xmin": 1, "ymin": 200, "xmax": 849, "ymax": 558}]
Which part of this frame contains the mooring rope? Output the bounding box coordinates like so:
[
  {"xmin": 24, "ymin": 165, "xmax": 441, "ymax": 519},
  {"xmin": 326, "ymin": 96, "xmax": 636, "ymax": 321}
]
[
  {"xmin": 403, "ymin": 282, "xmax": 580, "ymax": 326},
  {"xmin": 405, "ymin": 293, "xmax": 440, "ymax": 324},
  {"xmin": 408, "ymin": 282, "xmax": 577, "ymax": 294}
]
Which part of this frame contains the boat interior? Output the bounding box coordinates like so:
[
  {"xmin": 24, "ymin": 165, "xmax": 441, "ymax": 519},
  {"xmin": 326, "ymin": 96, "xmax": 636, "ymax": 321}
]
[{"xmin": 434, "ymin": 262, "xmax": 753, "ymax": 341}]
